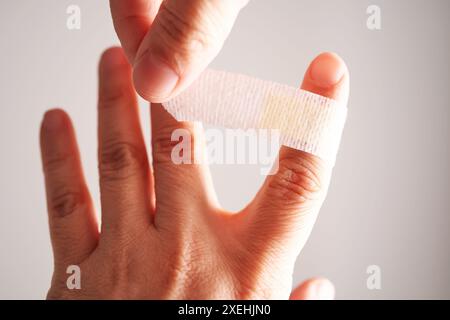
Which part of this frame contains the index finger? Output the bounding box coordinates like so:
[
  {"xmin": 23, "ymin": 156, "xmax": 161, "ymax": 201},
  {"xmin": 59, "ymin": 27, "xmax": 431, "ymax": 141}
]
[{"xmin": 109, "ymin": 0, "xmax": 162, "ymax": 63}]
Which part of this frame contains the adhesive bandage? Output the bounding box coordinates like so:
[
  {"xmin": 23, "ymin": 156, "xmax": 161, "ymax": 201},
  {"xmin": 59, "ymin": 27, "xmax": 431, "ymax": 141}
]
[{"xmin": 162, "ymin": 69, "xmax": 348, "ymax": 165}]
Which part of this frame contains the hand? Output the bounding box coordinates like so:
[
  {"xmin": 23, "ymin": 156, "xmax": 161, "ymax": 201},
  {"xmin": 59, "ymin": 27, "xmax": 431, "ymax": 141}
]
[
  {"xmin": 40, "ymin": 47, "xmax": 349, "ymax": 299},
  {"xmin": 109, "ymin": 0, "xmax": 248, "ymax": 102}
]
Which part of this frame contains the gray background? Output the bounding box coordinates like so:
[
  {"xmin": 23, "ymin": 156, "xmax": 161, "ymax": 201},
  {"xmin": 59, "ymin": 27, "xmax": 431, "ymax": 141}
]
[{"xmin": 0, "ymin": 0, "xmax": 449, "ymax": 299}]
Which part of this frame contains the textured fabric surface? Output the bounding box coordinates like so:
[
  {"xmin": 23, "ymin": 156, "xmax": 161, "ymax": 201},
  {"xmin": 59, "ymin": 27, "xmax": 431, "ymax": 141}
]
[{"xmin": 162, "ymin": 69, "xmax": 348, "ymax": 165}]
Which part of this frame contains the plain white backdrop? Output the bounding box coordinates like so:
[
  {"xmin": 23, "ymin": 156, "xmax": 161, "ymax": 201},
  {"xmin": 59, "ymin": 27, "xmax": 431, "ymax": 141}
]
[{"xmin": 0, "ymin": 0, "xmax": 449, "ymax": 299}]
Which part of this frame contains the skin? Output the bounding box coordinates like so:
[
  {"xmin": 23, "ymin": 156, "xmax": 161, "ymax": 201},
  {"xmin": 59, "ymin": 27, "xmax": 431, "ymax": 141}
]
[
  {"xmin": 40, "ymin": 47, "xmax": 349, "ymax": 299},
  {"xmin": 110, "ymin": 0, "xmax": 250, "ymax": 102}
]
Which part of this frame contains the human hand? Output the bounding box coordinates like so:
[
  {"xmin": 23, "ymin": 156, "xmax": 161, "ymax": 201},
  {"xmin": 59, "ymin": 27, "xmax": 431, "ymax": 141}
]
[
  {"xmin": 109, "ymin": 0, "xmax": 248, "ymax": 102},
  {"xmin": 41, "ymin": 47, "xmax": 349, "ymax": 299}
]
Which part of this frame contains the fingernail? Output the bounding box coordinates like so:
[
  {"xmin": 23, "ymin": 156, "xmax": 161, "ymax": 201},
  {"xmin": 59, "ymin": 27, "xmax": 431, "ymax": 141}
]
[
  {"xmin": 43, "ymin": 110, "xmax": 64, "ymax": 132},
  {"xmin": 313, "ymin": 279, "xmax": 335, "ymax": 300},
  {"xmin": 134, "ymin": 53, "xmax": 179, "ymax": 102},
  {"xmin": 309, "ymin": 52, "xmax": 345, "ymax": 88}
]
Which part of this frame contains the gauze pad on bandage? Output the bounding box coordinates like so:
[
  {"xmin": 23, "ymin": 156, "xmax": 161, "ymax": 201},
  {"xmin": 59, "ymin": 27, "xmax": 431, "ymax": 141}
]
[{"xmin": 162, "ymin": 69, "xmax": 347, "ymax": 165}]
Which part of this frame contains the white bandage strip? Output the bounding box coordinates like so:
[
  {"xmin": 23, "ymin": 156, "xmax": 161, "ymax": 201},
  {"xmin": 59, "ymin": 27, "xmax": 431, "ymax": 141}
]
[{"xmin": 162, "ymin": 69, "xmax": 348, "ymax": 165}]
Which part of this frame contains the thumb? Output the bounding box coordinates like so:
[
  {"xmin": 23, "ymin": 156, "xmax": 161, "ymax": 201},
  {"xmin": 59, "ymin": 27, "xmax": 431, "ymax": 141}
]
[
  {"xmin": 290, "ymin": 278, "xmax": 335, "ymax": 300},
  {"xmin": 133, "ymin": 0, "xmax": 248, "ymax": 102}
]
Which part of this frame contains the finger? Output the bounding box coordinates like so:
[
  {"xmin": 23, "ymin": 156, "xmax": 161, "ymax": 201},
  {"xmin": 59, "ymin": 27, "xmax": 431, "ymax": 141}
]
[
  {"xmin": 290, "ymin": 277, "xmax": 335, "ymax": 300},
  {"xmin": 109, "ymin": 0, "xmax": 162, "ymax": 63},
  {"xmin": 133, "ymin": 0, "xmax": 248, "ymax": 102},
  {"xmin": 40, "ymin": 109, "xmax": 98, "ymax": 266},
  {"xmin": 151, "ymin": 103, "xmax": 218, "ymax": 231},
  {"xmin": 98, "ymin": 47, "xmax": 154, "ymax": 238},
  {"xmin": 247, "ymin": 52, "xmax": 349, "ymax": 255}
]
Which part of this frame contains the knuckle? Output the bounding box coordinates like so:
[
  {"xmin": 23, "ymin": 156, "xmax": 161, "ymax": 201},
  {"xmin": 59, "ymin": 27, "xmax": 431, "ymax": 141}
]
[
  {"xmin": 99, "ymin": 141, "xmax": 147, "ymax": 181},
  {"xmin": 268, "ymin": 155, "xmax": 323, "ymax": 206},
  {"xmin": 107, "ymin": 254, "xmax": 132, "ymax": 295},
  {"xmin": 43, "ymin": 152, "xmax": 72, "ymax": 174},
  {"xmin": 49, "ymin": 188, "xmax": 85, "ymax": 218},
  {"xmin": 152, "ymin": 125, "xmax": 196, "ymax": 165},
  {"xmin": 159, "ymin": 233, "xmax": 211, "ymax": 297}
]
